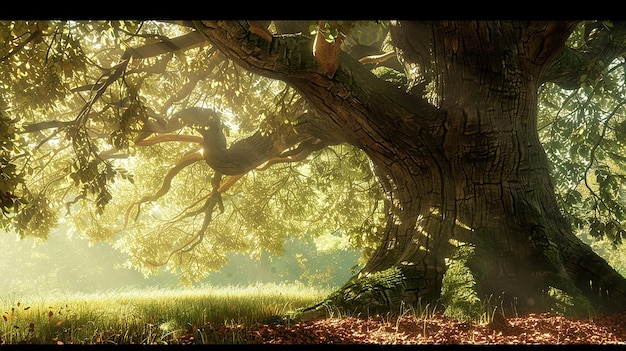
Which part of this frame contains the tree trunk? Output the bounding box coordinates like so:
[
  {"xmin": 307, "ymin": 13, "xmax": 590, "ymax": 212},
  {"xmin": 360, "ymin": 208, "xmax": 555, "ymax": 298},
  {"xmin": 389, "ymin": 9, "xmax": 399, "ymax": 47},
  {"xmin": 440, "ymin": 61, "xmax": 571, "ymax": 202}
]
[
  {"xmin": 195, "ymin": 21, "xmax": 626, "ymax": 320},
  {"xmin": 296, "ymin": 21, "xmax": 626, "ymax": 320}
]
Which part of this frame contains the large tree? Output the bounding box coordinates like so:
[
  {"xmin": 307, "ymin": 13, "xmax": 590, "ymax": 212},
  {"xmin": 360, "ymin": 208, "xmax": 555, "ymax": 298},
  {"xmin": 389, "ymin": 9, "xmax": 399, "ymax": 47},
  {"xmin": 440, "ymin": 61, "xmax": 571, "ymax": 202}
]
[{"xmin": 3, "ymin": 20, "xmax": 626, "ymax": 319}]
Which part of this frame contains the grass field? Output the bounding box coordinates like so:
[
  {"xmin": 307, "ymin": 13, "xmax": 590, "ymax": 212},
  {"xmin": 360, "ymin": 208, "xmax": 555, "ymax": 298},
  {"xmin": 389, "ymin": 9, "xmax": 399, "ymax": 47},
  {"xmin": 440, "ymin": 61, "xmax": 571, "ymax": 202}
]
[{"xmin": 0, "ymin": 282, "xmax": 332, "ymax": 345}]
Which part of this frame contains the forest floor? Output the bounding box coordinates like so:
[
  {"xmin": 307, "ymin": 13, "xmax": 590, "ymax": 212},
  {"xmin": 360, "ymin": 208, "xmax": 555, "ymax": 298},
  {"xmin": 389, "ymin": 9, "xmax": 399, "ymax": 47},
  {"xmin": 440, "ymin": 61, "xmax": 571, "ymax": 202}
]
[{"xmin": 177, "ymin": 311, "xmax": 626, "ymax": 345}]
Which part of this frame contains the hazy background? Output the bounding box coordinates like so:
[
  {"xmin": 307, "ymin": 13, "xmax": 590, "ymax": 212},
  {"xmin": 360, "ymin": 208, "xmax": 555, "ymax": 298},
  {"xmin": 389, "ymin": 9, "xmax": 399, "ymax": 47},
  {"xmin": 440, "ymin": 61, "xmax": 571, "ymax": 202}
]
[{"xmin": 1, "ymin": 224, "xmax": 362, "ymax": 295}]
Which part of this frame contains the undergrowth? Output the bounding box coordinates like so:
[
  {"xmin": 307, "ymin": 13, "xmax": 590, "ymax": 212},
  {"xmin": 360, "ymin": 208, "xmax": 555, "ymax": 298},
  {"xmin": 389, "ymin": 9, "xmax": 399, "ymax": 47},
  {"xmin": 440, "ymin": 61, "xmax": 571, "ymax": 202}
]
[{"xmin": 1, "ymin": 282, "xmax": 595, "ymax": 344}]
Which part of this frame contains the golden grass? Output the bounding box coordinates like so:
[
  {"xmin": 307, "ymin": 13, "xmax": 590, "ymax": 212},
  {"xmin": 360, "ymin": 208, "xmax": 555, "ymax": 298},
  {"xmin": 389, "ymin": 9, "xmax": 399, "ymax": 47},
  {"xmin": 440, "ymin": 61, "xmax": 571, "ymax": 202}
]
[{"xmin": 0, "ymin": 282, "xmax": 332, "ymax": 345}]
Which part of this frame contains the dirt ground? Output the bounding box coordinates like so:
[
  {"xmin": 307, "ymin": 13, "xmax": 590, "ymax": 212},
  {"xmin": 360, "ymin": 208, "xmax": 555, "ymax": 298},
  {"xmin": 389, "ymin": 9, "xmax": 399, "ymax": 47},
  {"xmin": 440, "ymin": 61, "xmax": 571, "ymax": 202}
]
[{"xmin": 177, "ymin": 312, "xmax": 626, "ymax": 345}]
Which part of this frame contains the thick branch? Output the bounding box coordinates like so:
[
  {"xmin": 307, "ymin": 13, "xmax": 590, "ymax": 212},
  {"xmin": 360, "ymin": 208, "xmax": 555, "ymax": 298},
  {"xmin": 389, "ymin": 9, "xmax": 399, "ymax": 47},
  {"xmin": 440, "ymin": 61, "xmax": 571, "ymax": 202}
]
[
  {"xmin": 543, "ymin": 21, "xmax": 626, "ymax": 89},
  {"xmin": 359, "ymin": 51, "xmax": 396, "ymax": 65},
  {"xmin": 312, "ymin": 21, "xmax": 343, "ymax": 78},
  {"xmin": 256, "ymin": 139, "xmax": 327, "ymax": 171},
  {"xmin": 135, "ymin": 106, "xmax": 328, "ymax": 180},
  {"xmin": 125, "ymin": 31, "xmax": 208, "ymax": 60},
  {"xmin": 134, "ymin": 134, "xmax": 202, "ymax": 146},
  {"xmin": 194, "ymin": 21, "xmax": 310, "ymax": 76},
  {"xmin": 135, "ymin": 107, "xmax": 222, "ymax": 143},
  {"xmin": 22, "ymin": 120, "xmax": 73, "ymax": 133},
  {"xmin": 194, "ymin": 20, "xmax": 439, "ymax": 150},
  {"xmin": 201, "ymin": 129, "xmax": 300, "ymax": 176},
  {"xmin": 168, "ymin": 106, "xmax": 326, "ymax": 175},
  {"xmin": 140, "ymin": 137, "xmax": 333, "ymax": 268}
]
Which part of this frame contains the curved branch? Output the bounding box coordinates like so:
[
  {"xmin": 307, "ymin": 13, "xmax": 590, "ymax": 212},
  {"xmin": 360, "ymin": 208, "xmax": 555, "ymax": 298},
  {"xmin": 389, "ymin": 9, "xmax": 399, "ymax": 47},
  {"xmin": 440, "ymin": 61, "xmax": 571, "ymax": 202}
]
[
  {"xmin": 193, "ymin": 20, "xmax": 312, "ymax": 81},
  {"xmin": 143, "ymin": 196, "xmax": 219, "ymax": 267},
  {"xmin": 137, "ymin": 136, "xmax": 328, "ymax": 267},
  {"xmin": 147, "ymin": 152, "xmax": 203, "ymax": 201},
  {"xmin": 123, "ymin": 151, "xmax": 203, "ymax": 228},
  {"xmin": 189, "ymin": 108, "xmax": 324, "ymax": 175},
  {"xmin": 143, "ymin": 169, "xmax": 229, "ymax": 267},
  {"xmin": 201, "ymin": 129, "xmax": 283, "ymax": 175},
  {"xmin": 217, "ymin": 174, "xmax": 244, "ymax": 193},
  {"xmin": 124, "ymin": 30, "xmax": 208, "ymax": 60},
  {"xmin": 134, "ymin": 107, "xmax": 223, "ymax": 144},
  {"xmin": 134, "ymin": 134, "xmax": 202, "ymax": 146},
  {"xmin": 256, "ymin": 139, "xmax": 327, "ymax": 171},
  {"xmin": 22, "ymin": 120, "xmax": 73, "ymax": 133},
  {"xmin": 194, "ymin": 20, "xmax": 439, "ymax": 146},
  {"xmin": 358, "ymin": 51, "xmax": 396, "ymax": 65}
]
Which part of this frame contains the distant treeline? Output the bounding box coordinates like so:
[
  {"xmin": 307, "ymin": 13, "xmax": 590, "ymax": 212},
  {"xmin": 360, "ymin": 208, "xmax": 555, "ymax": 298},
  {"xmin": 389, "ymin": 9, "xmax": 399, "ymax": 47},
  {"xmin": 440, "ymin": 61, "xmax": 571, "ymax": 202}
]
[{"xmin": 1, "ymin": 228, "xmax": 361, "ymax": 294}]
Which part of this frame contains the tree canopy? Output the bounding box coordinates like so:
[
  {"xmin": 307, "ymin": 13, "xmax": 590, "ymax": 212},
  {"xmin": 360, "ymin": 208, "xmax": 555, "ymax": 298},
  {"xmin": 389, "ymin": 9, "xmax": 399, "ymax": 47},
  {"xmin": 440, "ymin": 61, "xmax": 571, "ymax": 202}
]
[
  {"xmin": 2, "ymin": 21, "xmax": 626, "ymax": 310},
  {"xmin": 0, "ymin": 21, "xmax": 387, "ymax": 284}
]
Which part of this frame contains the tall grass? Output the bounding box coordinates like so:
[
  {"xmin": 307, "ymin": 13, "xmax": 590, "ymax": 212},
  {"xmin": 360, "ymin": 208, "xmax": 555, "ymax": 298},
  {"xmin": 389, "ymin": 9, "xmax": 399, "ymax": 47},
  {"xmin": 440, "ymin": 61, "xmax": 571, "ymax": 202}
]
[{"xmin": 0, "ymin": 282, "xmax": 332, "ymax": 345}]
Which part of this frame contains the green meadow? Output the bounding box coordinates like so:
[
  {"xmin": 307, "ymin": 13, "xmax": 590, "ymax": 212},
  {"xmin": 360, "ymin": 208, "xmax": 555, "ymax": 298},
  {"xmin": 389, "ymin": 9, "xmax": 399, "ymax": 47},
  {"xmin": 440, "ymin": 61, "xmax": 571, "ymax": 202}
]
[{"xmin": 0, "ymin": 282, "xmax": 332, "ymax": 345}]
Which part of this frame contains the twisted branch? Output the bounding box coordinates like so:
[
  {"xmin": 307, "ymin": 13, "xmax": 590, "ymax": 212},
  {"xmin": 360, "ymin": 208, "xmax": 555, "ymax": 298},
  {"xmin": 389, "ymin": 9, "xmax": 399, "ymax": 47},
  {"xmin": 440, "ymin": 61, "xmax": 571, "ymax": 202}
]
[{"xmin": 123, "ymin": 151, "xmax": 203, "ymax": 228}]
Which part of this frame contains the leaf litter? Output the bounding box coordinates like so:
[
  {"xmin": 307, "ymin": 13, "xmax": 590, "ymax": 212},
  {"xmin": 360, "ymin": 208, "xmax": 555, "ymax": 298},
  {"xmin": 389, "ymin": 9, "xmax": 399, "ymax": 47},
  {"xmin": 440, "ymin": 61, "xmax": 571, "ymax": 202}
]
[{"xmin": 177, "ymin": 312, "xmax": 626, "ymax": 344}]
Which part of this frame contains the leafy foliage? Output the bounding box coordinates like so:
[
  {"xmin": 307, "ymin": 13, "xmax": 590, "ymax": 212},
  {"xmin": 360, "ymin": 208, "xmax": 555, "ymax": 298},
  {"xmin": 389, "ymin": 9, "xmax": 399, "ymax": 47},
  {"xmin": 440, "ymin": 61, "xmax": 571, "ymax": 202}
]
[
  {"xmin": 539, "ymin": 54, "xmax": 626, "ymax": 245},
  {"xmin": 2, "ymin": 20, "xmax": 626, "ymax": 287},
  {"xmin": 0, "ymin": 20, "xmax": 385, "ymax": 284},
  {"xmin": 0, "ymin": 113, "xmax": 23, "ymax": 217}
]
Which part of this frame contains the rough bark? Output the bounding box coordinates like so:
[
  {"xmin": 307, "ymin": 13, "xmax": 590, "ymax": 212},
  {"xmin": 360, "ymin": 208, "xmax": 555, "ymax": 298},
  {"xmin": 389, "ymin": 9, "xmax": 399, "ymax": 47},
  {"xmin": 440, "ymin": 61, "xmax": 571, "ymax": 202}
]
[{"xmin": 195, "ymin": 20, "xmax": 626, "ymax": 319}]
